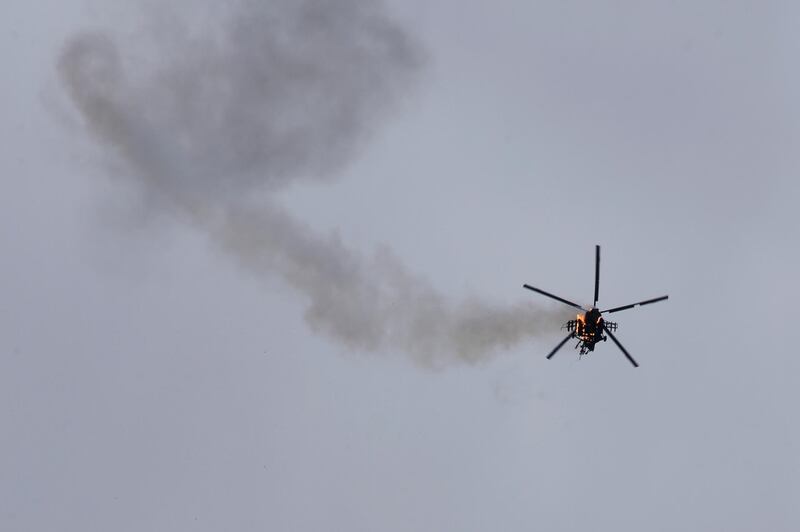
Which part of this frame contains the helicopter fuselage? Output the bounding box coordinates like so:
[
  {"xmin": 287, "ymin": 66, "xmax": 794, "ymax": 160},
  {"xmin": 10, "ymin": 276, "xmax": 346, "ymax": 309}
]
[{"xmin": 565, "ymin": 308, "xmax": 617, "ymax": 354}]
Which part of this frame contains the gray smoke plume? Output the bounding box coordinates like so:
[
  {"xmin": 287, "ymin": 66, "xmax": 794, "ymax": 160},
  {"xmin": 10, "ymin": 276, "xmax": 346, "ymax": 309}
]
[{"xmin": 58, "ymin": 0, "xmax": 568, "ymax": 367}]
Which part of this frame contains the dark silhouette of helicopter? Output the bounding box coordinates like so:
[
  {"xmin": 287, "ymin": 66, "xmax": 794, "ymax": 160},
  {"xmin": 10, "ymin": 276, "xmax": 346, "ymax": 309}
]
[{"xmin": 523, "ymin": 245, "xmax": 668, "ymax": 367}]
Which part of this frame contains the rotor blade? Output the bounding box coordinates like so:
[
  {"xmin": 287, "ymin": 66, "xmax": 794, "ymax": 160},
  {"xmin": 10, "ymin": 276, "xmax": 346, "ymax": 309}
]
[
  {"xmin": 523, "ymin": 284, "xmax": 584, "ymax": 310},
  {"xmin": 594, "ymin": 245, "xmax": 600, "ymax": 307},
  {"xmin": 602, "ymin": 324, "xmax": 639, "ymax": 367},
  {"xmin": 601, "ymin": 295, "xmax": 669, "ymax": 314},
  {"xmin": 546, "ymin": 332, "xmax": 575, "ymax": 360}
]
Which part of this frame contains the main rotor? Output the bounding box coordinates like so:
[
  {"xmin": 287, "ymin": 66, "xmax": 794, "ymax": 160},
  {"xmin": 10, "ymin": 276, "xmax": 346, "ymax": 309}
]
[{"xmin": 522, "ymin": 245, "xmax": 668, "ymax": 367}]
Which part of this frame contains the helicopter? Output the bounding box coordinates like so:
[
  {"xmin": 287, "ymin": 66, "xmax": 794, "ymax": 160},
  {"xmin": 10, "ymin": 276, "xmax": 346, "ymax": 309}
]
[{"xmin": 523, "ymin": 245, "xmax": 668, "ymax": 367}]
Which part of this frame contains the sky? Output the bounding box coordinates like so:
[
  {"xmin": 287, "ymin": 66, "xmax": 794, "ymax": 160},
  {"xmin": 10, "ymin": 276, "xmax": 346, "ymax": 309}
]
[{"xmin": 2, "ymin": 1, "xmax": 800, "ymax": 531}]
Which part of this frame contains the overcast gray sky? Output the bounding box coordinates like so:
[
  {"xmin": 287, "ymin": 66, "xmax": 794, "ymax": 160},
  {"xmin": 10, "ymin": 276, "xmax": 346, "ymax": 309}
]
[{"xmin": 2, "ymin": 1, "xmax": 800, "ymax": 531}]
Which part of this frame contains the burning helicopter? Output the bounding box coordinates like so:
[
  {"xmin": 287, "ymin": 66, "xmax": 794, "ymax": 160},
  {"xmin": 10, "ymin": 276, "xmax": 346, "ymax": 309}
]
[{"xmin": 523, "ymin": 245, "xmax": 668, "ymax": 367}]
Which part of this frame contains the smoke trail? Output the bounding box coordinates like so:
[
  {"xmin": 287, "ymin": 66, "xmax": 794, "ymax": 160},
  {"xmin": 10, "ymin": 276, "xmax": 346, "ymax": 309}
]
[{"xmin": 58, "ymin": 0, "xmax": 568, "ymax": 366}]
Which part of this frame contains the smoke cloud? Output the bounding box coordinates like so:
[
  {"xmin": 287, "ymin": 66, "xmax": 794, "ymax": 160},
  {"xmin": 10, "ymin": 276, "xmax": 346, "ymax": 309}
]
[{"xmin": 58, "ymin": 0, "xmax": 568, "ymax": 367}]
